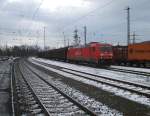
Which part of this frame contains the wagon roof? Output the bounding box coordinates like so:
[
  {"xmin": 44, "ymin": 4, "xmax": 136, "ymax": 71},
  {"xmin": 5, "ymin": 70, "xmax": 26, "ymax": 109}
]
[{"xmin": 140, "ymin": 41, "xmax": 150, "ymax": 44}]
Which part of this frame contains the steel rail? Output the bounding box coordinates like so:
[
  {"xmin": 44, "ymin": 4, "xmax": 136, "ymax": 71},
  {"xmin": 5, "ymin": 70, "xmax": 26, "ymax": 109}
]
[
  {"xmin": 16, "ymin": 63, "xmax": 51, "ymax": 116},
  {"xmin": 33, "ymin": 60, "xmax": 150, "ymax": 90},
  {"xmin": 107, "ymin": 67, "xmax": 150, "ymax": 76},
  {"xmin": 30, "ymin": 60, "xmax": 150, "ymax": 98},
  {"xmin": 21, "ymin": 61, "xmax": 97, "ymax": 116},
  {"xmin": 11, "ymin": 62, "xmax": 15, "ymax": 116}
]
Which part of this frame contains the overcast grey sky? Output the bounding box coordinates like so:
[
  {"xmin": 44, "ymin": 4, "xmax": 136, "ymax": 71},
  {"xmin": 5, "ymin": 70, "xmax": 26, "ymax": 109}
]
[{"xmin": 0, "ymin": 0, "xmax": 150, "ymax": 48}]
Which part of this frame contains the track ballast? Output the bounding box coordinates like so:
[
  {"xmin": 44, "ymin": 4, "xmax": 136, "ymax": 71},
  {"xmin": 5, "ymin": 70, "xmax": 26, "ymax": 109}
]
[{"xmin": 13, "ymin": 60, "xmax": 97, "ymax": 116}]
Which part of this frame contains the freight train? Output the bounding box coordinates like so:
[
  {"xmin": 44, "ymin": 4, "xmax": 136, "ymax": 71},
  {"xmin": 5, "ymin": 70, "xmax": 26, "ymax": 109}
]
[
  {"xmin": 38, "ymin": 42, "xmax": 113, "ymax": 66},
  {"xmin": 38, "ymin": 41, "xmax": 150, "ymax": 67},
  {"xmin": 112, "ymin": 41, "xmax": 150, "ymax": 67}
]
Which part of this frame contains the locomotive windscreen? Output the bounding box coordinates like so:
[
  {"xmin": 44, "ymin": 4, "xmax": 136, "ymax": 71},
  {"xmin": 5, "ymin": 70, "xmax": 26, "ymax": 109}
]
[{"xmin": 100, "ymin": 46, "xmax": 112, "ymax": 52}]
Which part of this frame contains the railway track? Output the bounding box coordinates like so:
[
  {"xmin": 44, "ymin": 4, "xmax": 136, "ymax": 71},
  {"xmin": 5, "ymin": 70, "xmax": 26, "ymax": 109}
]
[
  {"xmin": 13, "ymin": 61, "xmax": 97, "ymax": 116},
  {"xmin": 31, "ymin": 60, "xmax": 150, "ymax": 98},
  {"xmin": 32, "ymin": 58, "xmax": 150, "ymax": 76},
  {"xmin": 107, "ymin": 67, "xmax": 150, "ymax": 77}
]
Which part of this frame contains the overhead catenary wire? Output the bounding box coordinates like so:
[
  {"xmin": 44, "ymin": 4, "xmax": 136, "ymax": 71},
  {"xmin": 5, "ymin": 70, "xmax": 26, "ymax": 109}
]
[
  {"xmin": 25, "ymin": 0, "xmax": 45, "ymax": 39},
  {"xmin": 60, "ymin": 0, "xmax": 116, "ymax": 31},
  {"xmin": 1, "ymin": 0, "xmax": 150, "ymax": 47},
  {"xmin": 0, "ymin": 0, "xmax": 45, "ymax": 46}
]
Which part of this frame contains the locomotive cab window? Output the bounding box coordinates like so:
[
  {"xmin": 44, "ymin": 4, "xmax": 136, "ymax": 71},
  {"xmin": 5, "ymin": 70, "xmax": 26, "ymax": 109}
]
[{"xmin": 100, "ymin": 46, "xmax": 112, "ymax": 52}]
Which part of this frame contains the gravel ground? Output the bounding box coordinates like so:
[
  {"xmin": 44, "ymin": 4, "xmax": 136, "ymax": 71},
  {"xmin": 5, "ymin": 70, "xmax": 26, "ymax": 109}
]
[
  {"xmin": 0, "ymin": 60, "xmax": 12, "ymax": 116},
  {"xmin": 27, "ymin": 60, "xmax": 150, "ymax": 116},
  {"xmin": 25, "ymin": 61, "xmax": 122, "ymax": 116}
]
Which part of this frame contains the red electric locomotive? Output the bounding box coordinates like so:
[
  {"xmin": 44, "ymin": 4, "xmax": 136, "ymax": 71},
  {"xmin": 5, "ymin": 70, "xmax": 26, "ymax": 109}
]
[{"xmin": 67, "ymin": 42, "xmax": 113, "ymax": 66}]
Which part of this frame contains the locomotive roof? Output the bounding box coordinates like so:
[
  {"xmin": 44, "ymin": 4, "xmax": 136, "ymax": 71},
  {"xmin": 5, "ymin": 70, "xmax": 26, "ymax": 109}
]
[{"xmin": 69, "ymin": 42, "xmax": 111, "ymax": 49}]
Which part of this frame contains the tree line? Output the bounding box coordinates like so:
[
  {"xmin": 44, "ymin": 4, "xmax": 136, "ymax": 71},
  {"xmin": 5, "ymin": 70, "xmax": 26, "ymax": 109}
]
[{"xmin": 0, "ymin": 45, "xmax": 40, "ymax": 57}]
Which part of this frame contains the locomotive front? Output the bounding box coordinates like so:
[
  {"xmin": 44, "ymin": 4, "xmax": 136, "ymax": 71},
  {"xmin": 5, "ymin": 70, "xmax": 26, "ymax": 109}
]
[{"xmin": 98, "ymin": 44, "xmax": 113, "ymax": 65}]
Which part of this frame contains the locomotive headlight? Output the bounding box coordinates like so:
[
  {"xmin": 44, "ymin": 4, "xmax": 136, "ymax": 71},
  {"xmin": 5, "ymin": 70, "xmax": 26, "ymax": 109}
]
[
  {"xmin": 110, "ymin": 54, "xmax": 113, "ymax": 57},
  {"xmin": 100, "ymin": 54, "xmax": 104, "ymax": 59},
  {"xmin": 100, "ymin": 54, "xmax": 104, "ymax": 56}
]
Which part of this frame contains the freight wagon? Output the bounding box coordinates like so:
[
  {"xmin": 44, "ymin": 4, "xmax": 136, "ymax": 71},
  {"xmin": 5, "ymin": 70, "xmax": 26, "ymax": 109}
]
[
  {"xmin": 128, "ymin": 41, "xmax": 150, "ymax": 67},
  {"xmin": 112, "ymin": 46, "xmax": 128, "ymax": 65},
  {"xmin": 112, "ymin": 41, "xmax": 150, "ymax": 67},
  {"xmin": 38, "ymin": 47, "xmax": 68, "ymax": 61}
]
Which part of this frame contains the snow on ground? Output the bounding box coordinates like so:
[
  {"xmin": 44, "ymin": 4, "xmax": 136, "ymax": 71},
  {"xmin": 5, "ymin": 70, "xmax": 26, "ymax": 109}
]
[
  {"xmin": 29, "ymin": 59, "xmax": 150, "ymax": 106},
  {"xmin": 30, "ymin": 57, "xmax": 150, "ymax": 87},
  {"xmin": 111, "ymin": 65, "xmax": 150, "ymax": 73},
  {"xmin": 28, "ymin": 64, "xmax": 123, "ymax": 116}
]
